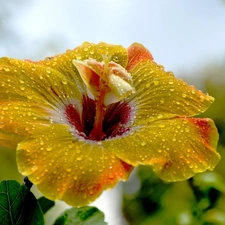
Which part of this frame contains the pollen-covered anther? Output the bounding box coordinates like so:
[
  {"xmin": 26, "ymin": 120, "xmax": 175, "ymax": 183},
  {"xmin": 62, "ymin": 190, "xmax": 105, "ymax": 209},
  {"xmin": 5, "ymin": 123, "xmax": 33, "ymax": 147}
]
[{"xmin": 72, "ymin": 58, "xmax": 135, "ymax": 106}]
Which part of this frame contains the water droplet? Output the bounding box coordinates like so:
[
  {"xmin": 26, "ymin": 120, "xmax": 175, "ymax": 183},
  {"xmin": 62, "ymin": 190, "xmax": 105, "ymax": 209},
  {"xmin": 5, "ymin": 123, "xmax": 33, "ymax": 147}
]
[
  {"xmin": 76, "ymin": 157, "xmax": 82, "ymax": 161},
  {"xmin": 168, "ymin": 81, "xmax": 173, "ymax": 84},
  {"xmin": 160, "ymin": 98, "xmax": 164, "ymax": 104},
  {"xmin": 141, "ymin": 141, "xmax": 146, "ymax": 146},
  {"xmin": 157, "ymin": 114, "xmax": 163, "ymax": 119},
  {"xmin": 185, "ymin": 128, "xmax": 190, "ymax": 133},
  {"xmin": 83, "ymin": 47, "xmax": 89, "ymax": 52},
  {"xmin": 31, "ymin": 166, "xmax": 38, "ymax": 172},
  {"xmin": 158, "ymin": 149, "xmax": 162, "ymax": 153},
  {"xmin": 182, "ymin": 93, "xmax": 187, "ymax": 98},
  {"xmin": 88, "ymin": 157, "xmax": 93, "ymax": 162},
  {"xmin": 39, "ymin": 75, "xmax": 43, "ymax": 79},
  {"xmin": 20, "ymin": 86, "xmax": 25, "ymax": 91},
  {"xmin": 4, "ymin": 67, "xmax": 10, "ymax": 72},
  {"xmin": 109, "ymin": 173, "xmax": 115, "ymax": 179},
  {"xmin": 66, "ymin": 168, "xmax": 71, "ymax": 172},
  {"xmin": 46, "ymin": 68, "xmax": 51, "ymax": 74},
  {"xmin": 46, "ymin": 147, "xmax": 52, "ymax": 151},
  {"xmin": 75, "ymin": 55, "xmax": 82, "ymax": 60},
  {"xmin": 27, "ymin": 95, "xmax": 33, "ymax": 100},
  {"xmin": 145, "ymin": 83, "xmax": 150, "ymax": 88},
  {"xmin": 200, "ymin": 95, "xmax": 205, "ymax": 102},
  {"xmin": 153, "ymin": 80, "xmax": 159, "ymax": 85},
  {"xmin": 62, "ymin": 79, "xmax": 68, "ymax": 85},
  {"xmin": 158, "ymin": 123, "xmax": 165, "ymax": 128}
]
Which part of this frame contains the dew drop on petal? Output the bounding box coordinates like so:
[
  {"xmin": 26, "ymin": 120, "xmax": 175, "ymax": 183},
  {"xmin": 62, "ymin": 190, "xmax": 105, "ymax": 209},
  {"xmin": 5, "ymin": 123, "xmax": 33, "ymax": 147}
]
[
  {"xmin": 141, "ymin": 141, "xmax": 146, "ymax": 146},
  {"xmin": 46, "ymin": 147, "xmax": 52, "ymax": 151},
  {"xmin": 31, "ymin": 165, "xmax": 38, "ymax": 172},
  {"xmin": 62, "ymin": 79, "xmax": 68, "ymax": 85},
  {"xmin": 153, "ymin": 80, "xmax": 159, "ymax": 85},
  {"xmin": 185, "ymin": 128, "xmax": 190, "ymax": 133},
  {"xmin": 200, "ymin": 95, "xmax": 205, "ymax": 102},
  {"xmin": 46, "ymin": 68, "xmax": 51, "ymax": 74},
  {"xmin": 4, "ymin": 67, "xmax": 10, "ymax": 72},
  {"xmin": 20, "ymin": 86, "xmax": 25, "ymax": 91},
  {"xmin": 76, "ymin": 157, "xmax": 82, "ymax": 161},
  {"xmin": 109, "ymin": 173, "xmax": 115, "ymax": 179},
  {"xmin": 158, "ymin": 123, "xmax": 165, "ymax": 128}
]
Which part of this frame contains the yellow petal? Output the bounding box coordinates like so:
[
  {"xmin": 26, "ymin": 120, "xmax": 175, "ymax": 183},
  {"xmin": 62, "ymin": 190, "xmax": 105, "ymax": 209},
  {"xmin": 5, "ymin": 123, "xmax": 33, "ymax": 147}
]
[
  {"xmin": 17, "ymin": 124, "xmax": 133, "ymax": 207},
  {"xmin": 0, "ymin": 57, "xmax": 83, "ymax": 145},
  {"xmin": 39, "ymin": 42, "xmax": 128, "ymax": 79},
  {"xmin": 127, "ymin": 59, "xmax": 214, "ymax": 125},
  {"xmin": 103, "ymin": 117, "xmax": 220, "ymax": 182},
  {"xmin": 0, "ymin": 57, "xmax": 82, "ymax": 104},
  {"xmin": 0, "ymin": 131, "xmax": 22, "ymax": 149}
]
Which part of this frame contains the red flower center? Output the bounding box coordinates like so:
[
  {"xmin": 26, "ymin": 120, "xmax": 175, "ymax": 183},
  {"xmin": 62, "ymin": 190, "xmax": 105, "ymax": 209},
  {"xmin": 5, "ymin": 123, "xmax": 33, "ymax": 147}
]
[{"xmin": 65, "ymin": 95, "xmax": 132, "ymax": 141}]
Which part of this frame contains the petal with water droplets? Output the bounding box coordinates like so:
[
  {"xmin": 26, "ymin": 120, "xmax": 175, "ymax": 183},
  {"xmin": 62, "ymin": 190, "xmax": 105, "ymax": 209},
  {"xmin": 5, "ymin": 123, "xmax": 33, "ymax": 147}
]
[
  {"xmin": 17, "ymin": 124, "xmax": 133, "ymax": 207},
  {"xmin": 103, "ymin": 117, "xmax": 220, "ymax": 181},
  {"xmin": 128, "ymin": 59, "xmax": 214, "ymax": 125},
  {"xmin": 39, "ymin": 42, "xmax": 128, "ymax": 80},
  {"xmin": 0, "ymin": 57, "xmax": 83, "ymax": 146}
]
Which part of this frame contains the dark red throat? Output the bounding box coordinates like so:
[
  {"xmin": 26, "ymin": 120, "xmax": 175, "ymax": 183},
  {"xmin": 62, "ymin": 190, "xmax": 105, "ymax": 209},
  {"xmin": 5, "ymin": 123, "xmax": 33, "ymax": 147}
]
[{"xmin": 65, "ymin": 95, "xmax": 132, "ymax": 141}]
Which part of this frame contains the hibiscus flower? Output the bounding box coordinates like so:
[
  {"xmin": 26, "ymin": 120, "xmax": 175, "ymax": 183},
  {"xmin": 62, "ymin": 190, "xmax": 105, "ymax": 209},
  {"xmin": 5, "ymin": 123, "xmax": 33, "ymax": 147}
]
[{"xmin": 0, "ymin": 42, "xmax": 220, "ymax": 206}]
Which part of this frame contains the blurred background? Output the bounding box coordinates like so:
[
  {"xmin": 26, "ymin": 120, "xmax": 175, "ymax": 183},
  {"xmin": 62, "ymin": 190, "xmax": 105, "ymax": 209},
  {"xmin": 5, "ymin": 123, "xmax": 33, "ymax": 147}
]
[{"xmin": 1, "ymin": 0, "xmax": 225, "ymax": 224}]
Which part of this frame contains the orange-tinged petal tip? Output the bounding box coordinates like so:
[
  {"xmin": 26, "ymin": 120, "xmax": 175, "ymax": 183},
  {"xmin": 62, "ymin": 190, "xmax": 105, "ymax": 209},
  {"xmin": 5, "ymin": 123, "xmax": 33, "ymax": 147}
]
[{"xmin": 126, "ymin": 43, "xmax": 153, "ymax": 71}]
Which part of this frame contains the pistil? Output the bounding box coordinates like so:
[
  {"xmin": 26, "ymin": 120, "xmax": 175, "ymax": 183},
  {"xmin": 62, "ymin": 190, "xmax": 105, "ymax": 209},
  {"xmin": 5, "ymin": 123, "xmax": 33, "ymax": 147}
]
[{"xmin": 89, "ymin": 90, "xmax": 106, "ymax": 141}]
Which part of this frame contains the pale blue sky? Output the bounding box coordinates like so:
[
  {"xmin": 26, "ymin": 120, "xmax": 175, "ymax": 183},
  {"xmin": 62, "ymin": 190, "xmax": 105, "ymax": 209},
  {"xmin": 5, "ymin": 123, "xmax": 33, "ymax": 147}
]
[{"xmin": 2, "ymin": 0, "xmax": 225, "ymax": 75}]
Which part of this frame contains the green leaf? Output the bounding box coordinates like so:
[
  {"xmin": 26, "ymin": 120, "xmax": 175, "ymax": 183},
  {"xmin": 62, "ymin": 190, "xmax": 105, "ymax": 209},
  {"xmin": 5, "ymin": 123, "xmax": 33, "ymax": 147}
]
[
  {"xmin": 38, "ymin": 196, "xmax": 55, "ymax": 214},
  {"xmin": 53, "ymin": 206, "xmax": 108, "ymax": 225},
  {"xmin": 0, "ymin": 180, "xmax": 44, "ymax": 225}
]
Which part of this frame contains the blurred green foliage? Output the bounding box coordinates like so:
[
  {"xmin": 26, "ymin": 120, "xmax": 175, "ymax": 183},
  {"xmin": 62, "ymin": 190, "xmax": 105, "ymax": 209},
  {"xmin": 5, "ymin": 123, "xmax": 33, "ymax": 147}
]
[{"xmin": 122, "ymin": 61, "xmax": 225, "ymax": 225}]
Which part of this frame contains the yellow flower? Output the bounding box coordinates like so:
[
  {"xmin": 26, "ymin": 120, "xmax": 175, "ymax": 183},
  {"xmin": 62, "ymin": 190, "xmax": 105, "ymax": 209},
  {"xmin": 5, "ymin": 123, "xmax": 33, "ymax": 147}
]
[{"xmin": 0, "ymin": 42, "xmax": 220, "ymax": 207}]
